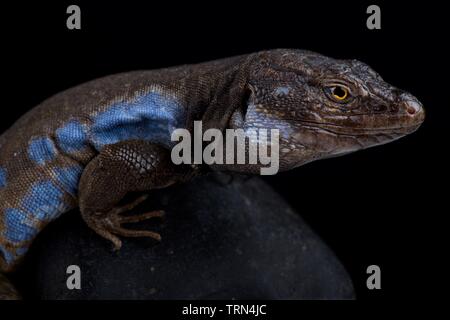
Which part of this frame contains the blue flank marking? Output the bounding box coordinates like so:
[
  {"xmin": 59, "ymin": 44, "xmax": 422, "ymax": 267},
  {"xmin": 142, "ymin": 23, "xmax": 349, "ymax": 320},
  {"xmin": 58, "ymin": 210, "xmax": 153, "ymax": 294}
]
[
  {"xmin": 91, "ymin": 91, "xmax": 185, "ymax": 150},
  {"xmin": 0, "ymin": 246, "xmax": 15, "ymax": 264},
  {"xmin": 56, "ymin": 121, "xmax": 88, "ymax": 153},
  {"xmin": 15, "ymin": 247, "xmax": 29, "ymax": 257},
  {"xmin": 28, "ymin": 137, "xmax": 57, "ymax": 165},
  {"xmin": 1, "ymin": 178, "xmax": 73, "ymax": 265},
  {"xmin": 53, "ymin": 165, "xmax": 83, "ymax": 196},
  {"xmin": 3, "ymin": 208, "xmax": 37, "ymax": 243},
  {"xmin": 21, "ymin": 181, "xmax": 66, "ymax": 222},
  {"xmin": 0, "ymin": 166, "xmax": 6, "ymax": 188}
]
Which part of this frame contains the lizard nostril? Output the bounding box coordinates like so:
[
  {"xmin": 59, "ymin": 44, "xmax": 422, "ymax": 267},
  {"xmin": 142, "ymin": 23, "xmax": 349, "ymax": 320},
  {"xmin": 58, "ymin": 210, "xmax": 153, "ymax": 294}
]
[
  {"xmin": 405, "ymin": 99, "xmax": 422, "ymax": 116},
  {"xmin": 406, "ymin": 104, "xmax": 418, "ymax": 115},
  {"xmin": 402, "ymin": 97, "xmax": 425, "ymax": 125},
  {"xmin": 398, "ymin": 93, "xmax": 423, "ymax": 117}
]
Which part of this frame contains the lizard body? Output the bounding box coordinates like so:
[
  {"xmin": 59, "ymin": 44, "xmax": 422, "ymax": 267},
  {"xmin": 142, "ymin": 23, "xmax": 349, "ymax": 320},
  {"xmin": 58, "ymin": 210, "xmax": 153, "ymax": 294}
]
[{"xmin": 0, "ymin": 49, "xmax": 424, "ymax": 299}]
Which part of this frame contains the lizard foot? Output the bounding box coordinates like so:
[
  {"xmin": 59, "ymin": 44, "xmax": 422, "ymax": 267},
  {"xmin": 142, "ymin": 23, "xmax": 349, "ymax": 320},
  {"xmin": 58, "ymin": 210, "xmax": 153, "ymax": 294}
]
[{"xmin": 84, "ymin": 195, "xmax": 165, "ymax": 251}]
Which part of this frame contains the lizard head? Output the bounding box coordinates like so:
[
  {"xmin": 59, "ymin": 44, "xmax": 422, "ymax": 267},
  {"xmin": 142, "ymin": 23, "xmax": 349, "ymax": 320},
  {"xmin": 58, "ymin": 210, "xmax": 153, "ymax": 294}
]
[{"xmin": 230, "ymin": 49, "xmax": 425, "ymax": 171}]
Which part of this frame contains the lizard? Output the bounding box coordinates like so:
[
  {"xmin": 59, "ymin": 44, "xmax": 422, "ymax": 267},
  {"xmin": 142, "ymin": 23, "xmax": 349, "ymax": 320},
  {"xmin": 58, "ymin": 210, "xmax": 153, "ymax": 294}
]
[{"xmin": 0, "ymin": 49, "xmax": 425, "ymax": 299}]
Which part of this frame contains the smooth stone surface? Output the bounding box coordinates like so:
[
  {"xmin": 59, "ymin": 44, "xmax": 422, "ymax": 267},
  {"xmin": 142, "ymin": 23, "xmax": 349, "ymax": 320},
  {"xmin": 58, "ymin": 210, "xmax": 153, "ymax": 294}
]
[{"xmin": 16, "ymin": 173, "xmax": 354, "ymax": 299}]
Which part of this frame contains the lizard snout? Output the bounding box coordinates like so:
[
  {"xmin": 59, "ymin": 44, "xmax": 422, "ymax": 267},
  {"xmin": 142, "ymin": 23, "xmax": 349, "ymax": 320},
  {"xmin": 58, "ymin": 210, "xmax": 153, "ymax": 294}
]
[{"xmin": 399, "ymin": 92, "xmax": 425, "ymax": 125}]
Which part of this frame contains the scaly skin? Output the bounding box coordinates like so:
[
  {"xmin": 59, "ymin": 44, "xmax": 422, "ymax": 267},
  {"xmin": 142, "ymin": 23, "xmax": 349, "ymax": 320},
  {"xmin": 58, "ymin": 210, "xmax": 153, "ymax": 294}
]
[{"xmin": 0, "ymin": 49, "xmax": 424, "ymax": 299}]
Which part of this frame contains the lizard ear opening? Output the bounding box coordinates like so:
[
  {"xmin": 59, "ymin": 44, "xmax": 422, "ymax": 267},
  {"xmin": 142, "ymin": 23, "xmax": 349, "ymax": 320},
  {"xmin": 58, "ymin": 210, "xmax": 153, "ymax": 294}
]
[
  {"xmin": 230, "ymin": 84, "xmax": 254, "ymax": 129},
  {"xmin": 241, "ymin": 84, "xmax": 253, "ymax": 118}
]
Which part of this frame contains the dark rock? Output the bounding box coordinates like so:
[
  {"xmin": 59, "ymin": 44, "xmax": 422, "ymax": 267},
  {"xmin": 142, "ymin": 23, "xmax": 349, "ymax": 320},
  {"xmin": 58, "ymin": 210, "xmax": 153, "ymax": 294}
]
[{"xmin": 16, "ymin": 173, "xmax": 354, "ymax": 299}]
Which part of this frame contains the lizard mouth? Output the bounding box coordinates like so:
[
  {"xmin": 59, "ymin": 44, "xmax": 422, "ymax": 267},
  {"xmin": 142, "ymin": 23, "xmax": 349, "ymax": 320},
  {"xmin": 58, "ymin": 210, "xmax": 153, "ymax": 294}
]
[
  {"xmin": 293, "ymin": 119, "xmax": 423, "ymax": 138},
  {"xmin": 290, "ymin": 120, "xmax": 423, "ymax": 154}
]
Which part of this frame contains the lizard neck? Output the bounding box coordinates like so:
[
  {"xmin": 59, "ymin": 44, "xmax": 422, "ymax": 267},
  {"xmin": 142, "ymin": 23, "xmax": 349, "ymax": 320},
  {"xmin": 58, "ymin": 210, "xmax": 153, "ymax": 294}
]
[{"xmin": 180, "ymin": 54, "xmax": 252, "ymax": 132}]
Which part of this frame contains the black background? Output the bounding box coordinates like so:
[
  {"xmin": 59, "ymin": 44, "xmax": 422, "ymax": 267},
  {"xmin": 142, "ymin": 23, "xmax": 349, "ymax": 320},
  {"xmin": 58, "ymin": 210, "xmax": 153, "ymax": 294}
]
[{"xmin": 1, "ymin": 1, "xmax": 447, "ymax": 301}]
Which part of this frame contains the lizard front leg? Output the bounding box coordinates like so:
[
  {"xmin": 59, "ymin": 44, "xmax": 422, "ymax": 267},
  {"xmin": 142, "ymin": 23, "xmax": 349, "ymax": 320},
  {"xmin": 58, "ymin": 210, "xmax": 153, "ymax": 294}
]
[{"xmin": 78, "ymin": 140, "xmax": 183, "ymax": 250}]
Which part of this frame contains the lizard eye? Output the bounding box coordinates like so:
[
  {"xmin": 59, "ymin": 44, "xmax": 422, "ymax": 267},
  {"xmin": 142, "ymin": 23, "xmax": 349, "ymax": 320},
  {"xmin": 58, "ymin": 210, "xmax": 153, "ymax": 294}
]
[{"xmin": 325, "ymin": 85, "xmax": 351, "ymax": 103}]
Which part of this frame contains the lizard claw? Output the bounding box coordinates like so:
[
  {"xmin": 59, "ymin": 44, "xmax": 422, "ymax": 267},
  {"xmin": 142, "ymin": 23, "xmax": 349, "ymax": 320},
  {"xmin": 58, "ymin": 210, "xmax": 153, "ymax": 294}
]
[{"xmin": 84, "ymin": 195, "xmax": 164, "ymax": 250}]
